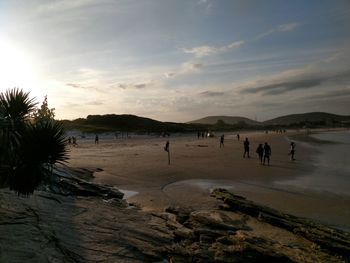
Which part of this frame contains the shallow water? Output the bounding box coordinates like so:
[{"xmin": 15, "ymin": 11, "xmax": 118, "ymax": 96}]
[
  {"xmin": 276, "ymin": 130, "xmax": 350, "ymax": 196},
  {"xmin": 118, "ymin": 189, "xmax": 139, "ymax": 199}
]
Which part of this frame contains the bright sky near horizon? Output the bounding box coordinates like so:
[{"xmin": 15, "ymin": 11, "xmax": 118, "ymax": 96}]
[{"xmin": 0, "ymin": 0, "xmax": 349, "ymax": 122}]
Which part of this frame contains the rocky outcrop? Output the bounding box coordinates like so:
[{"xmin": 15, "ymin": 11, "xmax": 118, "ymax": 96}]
[
  {"xmin": 211, "ymin": 188, "xmax": 350, "ymax": 260},
  {"xmin": 0, "ymin": 168, "xmax": 348, "ymax": 262},
  {"xmin": 44, "ymin": 166, "xmax": 124, "ymax": 200}
]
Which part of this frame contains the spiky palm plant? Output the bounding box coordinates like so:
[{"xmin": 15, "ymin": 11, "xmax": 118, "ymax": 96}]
[
  {"xmin": 0, "ymin": 88, "xmax": 36, "ymax": 121},
  {"xmin": 0, "ymin": 88, "xmax": 69, "ymax": 195},
  {"xmin": 9, "ymin": 121, "xmax": 68, "ymax": 195}
]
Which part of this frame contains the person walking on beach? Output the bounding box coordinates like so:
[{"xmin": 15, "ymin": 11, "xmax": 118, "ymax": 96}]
[
  {"xmin": 72, "ymin": 136, "xmax": 77, "ymax": 146},
  {"xmin": 263, "ymin": 142, "xmax": 271, "ymax": 165},
  {"xmin": 243, "ymin": 138, "xmax": 250, "ymax": 158},
  {"xmin": 256, "ymin": 144, "xmax": 264, "ymax": 164},
  {"xmin": 220, "ymin": 134, "xmax": 224, "ymax": 148},
  {"xmin": 289, "ymin": 142, "xmax": 296, "ymax": 160},
  {"xmin": 95, "ymin": 134, "xmax": 99, "ymax": 144},
  {"xmin": 164, "ymin": 141, "xmax": 170, "ymax": 165},
  {"xmin": 237, "ymin": 134, "xmax": 240, "ymax": 141}
]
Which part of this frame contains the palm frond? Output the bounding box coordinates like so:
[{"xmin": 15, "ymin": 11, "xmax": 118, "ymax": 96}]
[{"xmin": 0, "ymin": 88, "xmax": 37, "ymax": 121}]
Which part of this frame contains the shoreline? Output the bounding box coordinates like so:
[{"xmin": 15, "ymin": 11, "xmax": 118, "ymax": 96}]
[{"xmin": 67, "ymin": 130, "xmax": 350, "ymax": 231}]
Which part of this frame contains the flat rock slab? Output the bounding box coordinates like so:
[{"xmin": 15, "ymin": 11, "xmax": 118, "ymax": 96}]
[{"xmin": 0, "ymin": 168, "xmax": 348, "ymax": 262}]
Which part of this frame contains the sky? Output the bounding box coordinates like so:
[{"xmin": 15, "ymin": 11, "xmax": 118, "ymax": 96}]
[{"xmin": 0, "ymin": 0, "xmax": 349, "ymax": 122}]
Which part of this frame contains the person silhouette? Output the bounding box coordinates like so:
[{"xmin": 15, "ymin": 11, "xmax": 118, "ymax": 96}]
[
  {"xmin": 243, "ymin": 138, "xmax": 250, "ymax": 158},
  {"xmin": 263, "ymin": 142, "xmax": 271, "ymax": 165},
  {"xmin": 220, "ymin": 134, "xmax": 224, "ymax": 148},
  {"xmin": 289, "ymin": 142, "xmax": 296, "ymax": 160},
  {"xmin": 256, "ymin": 144, "xmax": 264, "ymax": 164},
  {"xmin": 95, "ymin": 134, "xmax": 99, "ymax": 144},
  {"xmin": 237, "ymin": 134, "xmax": 240, "ymax": 141}
]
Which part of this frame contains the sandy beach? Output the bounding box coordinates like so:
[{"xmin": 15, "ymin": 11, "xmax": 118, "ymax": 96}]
[
  {"xmin": 67, "ymin": 131, "xmax": 350, "ymax": 231},
  {"xmin": 2, "ymin": 130, "xmax": 349, "ymax": 262}
]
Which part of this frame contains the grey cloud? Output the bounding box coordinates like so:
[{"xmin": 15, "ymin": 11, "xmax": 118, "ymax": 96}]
[
  {"xmin": 134, "ymin": 83, "xmax": 147, "ymax": 89},
  {"xmin": 309, "ymin": 88, "xmax": 350, "ymax": 100},
  {"xmin": 66, "ymin": 83, "xmax": 81, "ymax": 88},
  {"xmin": 86, "ymin": 100, "xmax": 104, "ymax": 106},
  {"xmin": 66, "ymin": 83, "xmax": 97, "ymax": 91},
  {"xmin": 165, "ymin": 72, "xmax": 176, "ymax": 78},
  {"xmin": 241, "ymin": 69, "xmax": 350, "ymax": 95},
  {"xmin": 200, "ymin": 91, "xmax": 225, "ymax": 97},
  {"xmin": 118, "ymin": 84, "xmax": 127, "ymax": 90},
  {"xmin": 116, "ymin": 82, "xmax": 150, "ymax": 90}
]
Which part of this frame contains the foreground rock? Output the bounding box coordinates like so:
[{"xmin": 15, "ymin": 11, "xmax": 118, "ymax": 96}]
[{"xmin": 0, "ymin": 167, "xmax": 348, "ymax": 262}]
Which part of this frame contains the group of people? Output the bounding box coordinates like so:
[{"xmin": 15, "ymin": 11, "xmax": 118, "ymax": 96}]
[
  {"xmin": 67, "ymin": 136, "xmax": 78, "ymax": 146},
  {"xmin": 218, "ymin": 135, "xmax": 296, "ymax": 166},
  {"xmin": 242, "ymin": 138, "xmax": 272, "ymax": 165}
]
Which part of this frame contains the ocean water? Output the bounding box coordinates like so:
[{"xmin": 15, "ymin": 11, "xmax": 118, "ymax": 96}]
[{"xmin": 277, "ymin": 130, "xmax": 350, "ymax": 196}]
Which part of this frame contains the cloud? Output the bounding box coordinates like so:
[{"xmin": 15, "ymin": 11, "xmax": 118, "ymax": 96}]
[
  {"xmin": 197, "ymin": 0, "xmax": 213, "ymax": 12},
  {"xmin": 86, "ymin": 100, "xmax": 104, "ymax": 106},
  {"xmin": 310, "ymin": 88, "xmax": 350, "ymax": 100},
  {"xmin": 134, "ymin": 83, "xmax": 147, "ymax": 89},
  {"xmin": 66, "ymin": 83, "xmax": 96, "ymax": 90},
  {"xmin": 239, "ymin": 69, "xmax": 350, "ymax": 95},
  {"xmin": 278, "ymin": 23, "xmax": 299, "ymax": 32},
  {"xmin": 116, "ymin": 81, "xmax": 153, "ymax": 90},
  {"xmin": 36, "ymin": 0, "xmax": 95, "ymax": 13},
  {"xmin": 181, "ymin": 62, "xmax": 203, "ymax": 74},
  {"xmin": 199, "ymin": 91, "xmax": 225, "ymax": 97},
  {"xmin": 183, "ymin": 41, "xmax": 244, "ymax": 57},
  {"xmin": 165, "ymin": 72, "xmax": 176, "ymax": 78},
  {"xmin": 66, "ymin": 83, "xmax": 81, "ymax": 88},
  {"xmin": 242, "ymin": 79, "xmax": 322, "ymax": 95},
  {"xmin": 256, "ymin": 22, "xmax": 299, "ymax": 40}
]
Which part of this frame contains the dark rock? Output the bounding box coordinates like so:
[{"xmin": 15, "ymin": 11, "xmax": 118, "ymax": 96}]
[{"xmin": 211, "ymin": 188, "xmax": 350, "ymax": 260}]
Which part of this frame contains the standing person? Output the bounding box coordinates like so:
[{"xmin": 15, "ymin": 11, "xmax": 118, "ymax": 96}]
[
  {"xmin": 289, "ymin": 142, "xmax": 296, "ymax": 160},
  {"xmin": 243, "ymin": 138, "xmax": 250, "ymax": 158},
  {"xmin": 164, "ymin": 141, "xmax": 170, "ymax": 165},
  {"xmin": 197, "ymin": 131, "xmax": 200, "ymax": 139},
  {"xmin": 72, "ymin": 136, "xmax": 77, "ymax": 146},
  {"xmin": 263, "ymin": 142, "xmax": 271, "ymax": 165},
  {"xmin": 220, "ymin": 134, "xmax": 224, "ymax": 148},
  {"xmin": 256, "ymin": 144, "xmax": 264, "ymax": 164},
  {"xmin": 95, "ymin": 134, "xmax": 99, "ymax": 144},
  {"xmin": 237, "ymin": 134, "xmax": 240, "ymax": 141}
]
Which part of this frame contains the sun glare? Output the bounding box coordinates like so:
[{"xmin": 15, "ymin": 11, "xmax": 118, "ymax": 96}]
[{"xmin": 0, "ymin": 40, "xmax": 40, "ymax": 94}]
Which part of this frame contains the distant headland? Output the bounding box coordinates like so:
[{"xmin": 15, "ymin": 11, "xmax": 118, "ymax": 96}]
[{"xmin": 60, "ymin": 112, "xmax": 350, "ymax": 133}]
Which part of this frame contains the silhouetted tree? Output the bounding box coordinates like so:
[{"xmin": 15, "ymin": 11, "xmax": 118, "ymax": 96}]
[{"xmin": 34, "ymin": 95, "xmax": 55, "ymax": 123}]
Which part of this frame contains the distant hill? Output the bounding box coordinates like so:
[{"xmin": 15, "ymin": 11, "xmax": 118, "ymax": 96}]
[
  {"xmin": 263, "ymin": 112, "xmax": 350, "ymax": 126},
  {"xmin": 61, "ymin": 114, "xmax": 202, "ymax": 133},
  {"xmin": 188, "ymin": 116, "xmax": 260, "ymax": 126},
  {"xmin": 61, "ymin": 112, "xmax": 350, "ymax": 133}
]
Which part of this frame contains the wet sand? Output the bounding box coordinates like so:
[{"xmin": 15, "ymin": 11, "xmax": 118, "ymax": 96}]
[{"xmin": 67, "ymin": 131, "xmax": 350, "ymax": 231}]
